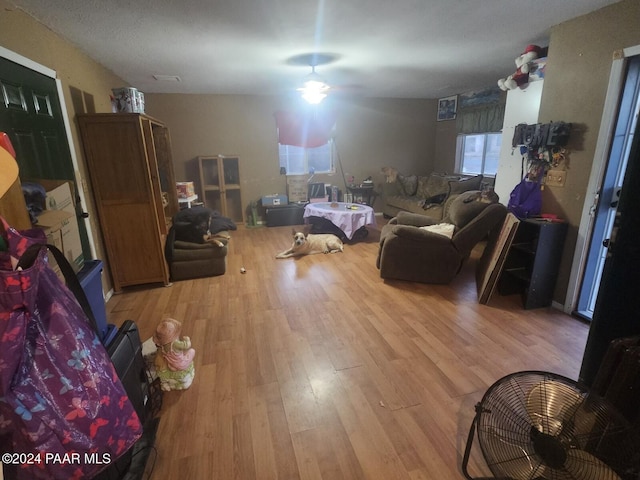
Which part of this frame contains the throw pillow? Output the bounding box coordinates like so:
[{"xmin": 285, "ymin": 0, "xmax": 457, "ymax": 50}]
[
  {"xmin": 448, "ymin": 174, "xmax": 483, "ymax": 196},
  {"xmin": 398, "ymin": 174, "xmax": 418, "ymax": 196},
  {"xmin": 419, "ymin": 223, "xmax": 455, "ymax": 238}
]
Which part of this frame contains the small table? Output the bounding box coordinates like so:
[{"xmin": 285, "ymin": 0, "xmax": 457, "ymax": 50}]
[
  {"xmin": 303, "ymin": 202, "xmax": 377, "ymax": 240},
  {"xmin": 178, "ymin": 194, "xmax": 198, "ymax": 209}
]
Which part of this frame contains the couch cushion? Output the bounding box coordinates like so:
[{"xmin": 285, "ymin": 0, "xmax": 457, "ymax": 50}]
[
  {"xmin": 386, "ymin": 194, "xmax": 444, "ymax": 219},
  {"xmin": 398, "ymin": 174, "xmax": 418, "ymax": 196},
  {"xmin": 417, "ymin": 173, "xmax": 455, "ymax": 199},
  {"xmin": 386, "ymin": 194, "xmax": 425, "ymax": 212},
  {"xmin": 448, "ymin": 174, "xmax": 483, "ymax": 196}
]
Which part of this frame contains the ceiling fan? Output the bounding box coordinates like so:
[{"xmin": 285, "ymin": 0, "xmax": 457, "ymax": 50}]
[{"xmin": 286, "ymin": 52, "xmax": 347, "ymax": 104}]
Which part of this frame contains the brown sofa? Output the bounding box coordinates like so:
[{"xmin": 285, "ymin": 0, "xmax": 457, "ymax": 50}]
[
  {"xmin": 377, "ymin": 190, "xmax": 507, "ymax": 284},
  {"xmin": 382, "ymin": 172, "xmax": 484, "ymax": 219}
]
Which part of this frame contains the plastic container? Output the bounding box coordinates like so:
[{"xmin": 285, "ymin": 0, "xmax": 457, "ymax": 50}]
[{"xmin": 77, "ymin": 260, "xmax": 117, "ymax": 345}]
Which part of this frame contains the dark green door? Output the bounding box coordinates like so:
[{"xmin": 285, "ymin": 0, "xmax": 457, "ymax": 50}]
[{"xmin": 0, "ymin": 55, "xmax": 91, "ymax": 258}]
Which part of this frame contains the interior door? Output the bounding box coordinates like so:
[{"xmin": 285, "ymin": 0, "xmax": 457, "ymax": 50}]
[
  {"xmin": 576, "ymin": 56, "xmax": 640, "ymax": 320},
  {"xmin": 579, "ymin": 92, "xmax": 640, "ymax": 387},
  {"xmin": 0, "ymin": 55, "xmax": 91, "ymax": 256}
]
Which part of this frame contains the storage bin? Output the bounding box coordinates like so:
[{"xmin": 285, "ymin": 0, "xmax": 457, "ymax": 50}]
[
  {"xmin": 261, "ymin": 194, "xmax": 288, "ymax": 206},
  {"xmin": 112, "ymin": 87, "xmax": 140, "ymax": 113},
  {"xmin": 77, "ymin": 260, "xmax": 117, "ymax": 345}
]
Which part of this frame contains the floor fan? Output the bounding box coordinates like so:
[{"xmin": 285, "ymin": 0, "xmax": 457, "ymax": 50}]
[{"xmin": 462, "ymin": 371, "xmax": 640, "ymax": 479}]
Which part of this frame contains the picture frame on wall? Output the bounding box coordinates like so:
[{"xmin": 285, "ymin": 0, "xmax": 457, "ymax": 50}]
[{"xmin": 437, "ymin": 95, "xmax": 458, "ymax": 121}]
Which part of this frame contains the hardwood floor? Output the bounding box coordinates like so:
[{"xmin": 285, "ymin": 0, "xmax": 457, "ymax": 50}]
[{"xmin": 105, "ymin": 223, "xmax": 590, "ymax": 479}]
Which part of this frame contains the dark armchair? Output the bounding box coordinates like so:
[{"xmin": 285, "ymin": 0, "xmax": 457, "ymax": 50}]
[
  {"xmin": 164, "ymin": 206, "xmax": 234, "ymax": 282},
  {"xmin": 376, "ymin": 191, "xmax": 507, "ymax": 284},
  {"xmin": 164, "ymin": 226, "xmax": 229, "ymax": 281}
]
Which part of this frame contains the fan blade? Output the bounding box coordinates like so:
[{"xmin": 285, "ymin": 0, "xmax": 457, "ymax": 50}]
[
  {"xmin": 565, "ymin": 450, "xmax": 621, "ymax": 480},
  {"xmin": 482, "ymin": 427, "xmax": 548, "ymax": 480},
  {"xmin": 526, "ymin": 380, "xmax": 583, "ymax": 436}
]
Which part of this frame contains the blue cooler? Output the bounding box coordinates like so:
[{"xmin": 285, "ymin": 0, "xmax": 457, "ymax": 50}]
[{"xmin": 77, "ymin": 260, "xmax": 117, "ymax": 346}]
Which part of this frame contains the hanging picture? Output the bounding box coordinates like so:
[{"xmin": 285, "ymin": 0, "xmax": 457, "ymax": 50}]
[{"xmin": 437, "ymin": 95, "xmax": 457, "ymax": 121}]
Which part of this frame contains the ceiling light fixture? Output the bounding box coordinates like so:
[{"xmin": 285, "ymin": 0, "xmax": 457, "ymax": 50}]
[{"xmin": 297, "ymin": 66, "xmax": 330, "ymax": 104}]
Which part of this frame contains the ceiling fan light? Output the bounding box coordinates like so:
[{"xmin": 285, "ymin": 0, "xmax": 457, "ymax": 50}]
[
  {"xmin": 297, "ymin": 66, "xmax": 330, "ymax": 104},
  {"xmin": 300, "ymin": 89, "xmax": 327, "ymax": 104},
  {"xmin": 298, "ymin": 81, "xmax": 330, "ymax": 104},
  {"xmin": 302, "ymin": 79, "xmax": 329, "ymax": 90}
]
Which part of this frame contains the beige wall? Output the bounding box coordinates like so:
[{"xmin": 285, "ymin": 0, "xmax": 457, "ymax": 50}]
[
  {"xmin": 538, "ymin": 0, "xmax": 640, "ymax": 303},
  {"xmin": 433, "ymin": 119, "xmax": 458, "ymax": 174},
  {"xmin": 0, "ymin": 0, "xmax": 129, "ymax": 292},
  {"xmin": 145, "ymin": 94, "xmax": 437, "ymax": 216}
]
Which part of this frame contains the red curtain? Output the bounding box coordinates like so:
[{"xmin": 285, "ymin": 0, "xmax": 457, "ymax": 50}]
[{"xmin": 274, "ymin": 109, "xmax": 336, "ymax": 148}]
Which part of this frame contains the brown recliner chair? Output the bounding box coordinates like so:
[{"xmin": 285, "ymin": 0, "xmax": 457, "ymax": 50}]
[
  {"xmin": 164, "ymin": 225, "xmax": 229, "ymax": 281},
  {"xmin": 376, "ymin": 191, "xmax": 507, "ymax": 284}
]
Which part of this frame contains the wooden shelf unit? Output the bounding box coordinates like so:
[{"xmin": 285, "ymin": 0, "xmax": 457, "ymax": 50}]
[
  {"xmin": 497, "ymin": 218, "xmax": 568, "ymax": 309},
  {"xmin": 197, "ymin": 155, "xmax": 244, "ymax": 223},
  {"xmin": 77, "ymin": 113, "xmax": 179, "ymax": 293}
]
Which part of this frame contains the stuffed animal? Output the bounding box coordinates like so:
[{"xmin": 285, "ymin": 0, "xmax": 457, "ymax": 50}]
[
  {"xmin": 153, "ymin": 318, "xmax": 196, "ymax": 391},
  {"xmin": 498, "ymin": 44, "xmax": 548, "ymax": 91}
]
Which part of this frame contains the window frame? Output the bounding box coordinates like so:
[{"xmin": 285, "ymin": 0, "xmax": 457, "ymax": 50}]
[
  {"xmin": 455, "ymin": 132, "xmax": 501, "ymax": 178},
  {"xmin": 278, "ymin": 138, "xmax": 336, "ymax": 176}
]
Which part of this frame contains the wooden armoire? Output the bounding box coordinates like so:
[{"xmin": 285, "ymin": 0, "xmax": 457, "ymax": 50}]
[{"xmin": 77, "ymin": 113, "xmax": 178, "ymax": 293}]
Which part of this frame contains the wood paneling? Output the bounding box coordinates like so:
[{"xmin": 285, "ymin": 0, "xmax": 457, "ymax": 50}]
[{"xmin": 106, "ymin": 224, "xmax": 589, "ymax": 479}]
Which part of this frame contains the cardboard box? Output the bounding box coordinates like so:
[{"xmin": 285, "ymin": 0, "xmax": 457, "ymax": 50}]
[
  {"xmin": 261, "ymin": 194, "xmax": 288, "ymax": 207},
  {"xmin": 44, "ymin": 182, "xmax": 75, "ymax": 212},
  {"xmin": 286, "ymin": 175, "xmax": 308, "ymax": 203},
  {"xmin": 176, "ymin": 181, "xmax": 195, "ymax": 198},
  {"xmin": 37, "ymin": 183, "xmax": 84, "ymax": 272},
  {"xmin": 45, "ymin": 182, "xmax": 84, "ymax": 271}
]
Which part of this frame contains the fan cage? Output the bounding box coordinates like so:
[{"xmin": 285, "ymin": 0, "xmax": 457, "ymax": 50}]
[{"xmin": 471, "ymin": 371, "xmax": 639, "ymax": 480}]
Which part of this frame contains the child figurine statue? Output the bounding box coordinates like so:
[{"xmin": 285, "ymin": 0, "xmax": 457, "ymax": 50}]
[{"xmin": 152, "ymin": 318, "xmax": 195, "ymax": 391}]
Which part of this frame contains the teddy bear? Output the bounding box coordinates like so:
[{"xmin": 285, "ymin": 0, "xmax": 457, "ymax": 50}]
[
  {"xmin": 498, "ymin": 44, "xmax": 548, "ymax": 91},
  {"xmin": 153, "ymin": 318, "xmax": 196, "ymax": 391}
]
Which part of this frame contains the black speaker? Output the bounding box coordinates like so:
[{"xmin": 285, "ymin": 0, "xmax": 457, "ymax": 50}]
[
  {"xmin": 107, "ymin": 321, "xmax": 149, "ymax": 424},
  {"xmin": 92, "ymin": 321, "xmax": 161, "ymax": 480}
]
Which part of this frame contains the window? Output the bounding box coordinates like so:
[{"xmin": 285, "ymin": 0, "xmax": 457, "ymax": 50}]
[
  {"xmin": 456, "ymin": 133, "xmax": 501, "ymax": 177},
  {"xmin": 278, "ymin": 140, "xmax": 335, "ymax": 175}
]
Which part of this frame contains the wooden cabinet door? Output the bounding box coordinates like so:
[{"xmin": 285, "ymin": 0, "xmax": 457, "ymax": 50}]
[{"xmin": 77, "ymin": 114, "xmax": 170, "ymax": 292}]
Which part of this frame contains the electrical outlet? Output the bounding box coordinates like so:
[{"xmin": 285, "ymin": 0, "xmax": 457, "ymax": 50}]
[{"xmin": 546, "ymin": 169, "xmax": 566, "ymax": 187}]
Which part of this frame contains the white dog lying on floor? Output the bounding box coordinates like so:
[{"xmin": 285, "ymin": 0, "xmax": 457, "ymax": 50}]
[{"xmin": 275, "ymin": 229, "xmax": 344, "ymax": 259}]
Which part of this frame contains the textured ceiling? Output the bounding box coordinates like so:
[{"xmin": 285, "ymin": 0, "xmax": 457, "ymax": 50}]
[{"xmin": 9, "ymin": 0, "xmax": 620, "ymax": 98}]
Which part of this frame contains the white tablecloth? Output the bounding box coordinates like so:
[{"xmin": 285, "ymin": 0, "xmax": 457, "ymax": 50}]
[{"xmin": 303, "ymin": 202, "xmax": 376, "ymax": 240}]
